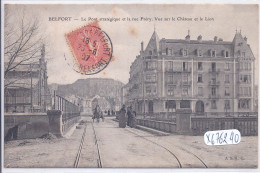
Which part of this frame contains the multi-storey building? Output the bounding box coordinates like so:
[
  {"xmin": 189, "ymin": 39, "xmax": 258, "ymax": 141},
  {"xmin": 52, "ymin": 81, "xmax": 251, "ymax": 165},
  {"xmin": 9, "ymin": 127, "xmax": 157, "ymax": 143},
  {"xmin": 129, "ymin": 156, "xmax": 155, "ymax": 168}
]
[
  {"xmin": 4, "ymin": 45, "xmax": 51, "ymax": 113},
  {"xmin": 124, "ymin": 30, "xmax": 256, "ymax": 116}
]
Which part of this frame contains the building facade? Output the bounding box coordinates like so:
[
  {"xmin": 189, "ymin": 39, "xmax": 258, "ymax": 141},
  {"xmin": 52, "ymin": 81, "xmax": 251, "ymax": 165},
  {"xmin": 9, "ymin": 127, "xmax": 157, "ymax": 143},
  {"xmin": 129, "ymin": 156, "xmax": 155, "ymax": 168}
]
[
  {"xmin": 4, "ymin": 45, "xmax": 51, "ymax": 113},
  {"xmin": 124, "ymin": 30, "xmax": 256, "ymax": 116}
]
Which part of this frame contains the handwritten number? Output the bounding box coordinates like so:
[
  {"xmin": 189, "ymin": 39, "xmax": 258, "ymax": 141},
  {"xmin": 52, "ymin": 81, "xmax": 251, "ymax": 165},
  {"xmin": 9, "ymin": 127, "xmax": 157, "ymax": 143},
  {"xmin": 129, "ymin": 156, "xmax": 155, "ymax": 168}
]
[{"xmin": 235, "ymin": 134, "xmax": 239, "ymax": 143}]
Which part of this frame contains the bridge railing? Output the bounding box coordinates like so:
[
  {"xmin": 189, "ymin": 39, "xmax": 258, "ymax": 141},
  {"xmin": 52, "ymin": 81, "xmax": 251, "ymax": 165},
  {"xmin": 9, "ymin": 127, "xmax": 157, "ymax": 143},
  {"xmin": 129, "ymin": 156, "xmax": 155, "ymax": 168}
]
[
  {"xmin": 52, "ymin": 94, "xmax": 81, "ymax": 134},
  {"xmin": 137, "ymin": 111, "xmax": 258, "ymax": 122}
]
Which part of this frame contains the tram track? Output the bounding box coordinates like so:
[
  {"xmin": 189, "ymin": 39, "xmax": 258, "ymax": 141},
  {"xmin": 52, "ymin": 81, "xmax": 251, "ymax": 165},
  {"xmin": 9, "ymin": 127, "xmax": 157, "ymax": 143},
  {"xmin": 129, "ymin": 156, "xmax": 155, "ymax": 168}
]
[
  {"xmin": 73, "ymin": 120, "xmax": 103, "ymax": 168},
  {"xmin": 91, "ymin": 122, "xmax": 102, "ymax": 168},
  {"xmin": 108, "ymin": 118, "xmax": 208, "ymax": 168},
  {"xmin": 74, "ymin": 125, "xmax": 87, "ymax": 168}
]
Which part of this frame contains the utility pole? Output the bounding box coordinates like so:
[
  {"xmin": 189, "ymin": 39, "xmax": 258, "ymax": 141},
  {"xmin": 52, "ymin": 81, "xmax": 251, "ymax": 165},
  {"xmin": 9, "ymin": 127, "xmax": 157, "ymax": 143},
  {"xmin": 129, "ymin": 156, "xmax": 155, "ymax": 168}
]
[
  {"xmin": 142, "ymin": 56, "xmax": 146, "ymax": 119},
  {"xmin": 30, "ymin": 64, "xmax": 33, "ymax": 113}
]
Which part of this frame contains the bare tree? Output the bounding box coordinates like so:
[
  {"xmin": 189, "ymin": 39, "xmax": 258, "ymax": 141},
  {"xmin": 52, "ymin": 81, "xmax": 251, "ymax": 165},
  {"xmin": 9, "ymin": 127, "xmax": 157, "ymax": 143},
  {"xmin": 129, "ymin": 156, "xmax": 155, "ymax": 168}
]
[{"xmin": 4, "ymin": 6, "xmax": 45, "ymax": 88}]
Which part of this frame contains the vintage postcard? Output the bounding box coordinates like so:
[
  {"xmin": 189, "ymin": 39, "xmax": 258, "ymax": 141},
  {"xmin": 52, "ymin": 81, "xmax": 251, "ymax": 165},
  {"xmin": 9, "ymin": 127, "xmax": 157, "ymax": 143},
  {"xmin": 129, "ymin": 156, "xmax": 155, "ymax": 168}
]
[{"xmin": 1, "ymin": 1, "xmax": 259, "ymax": 172}]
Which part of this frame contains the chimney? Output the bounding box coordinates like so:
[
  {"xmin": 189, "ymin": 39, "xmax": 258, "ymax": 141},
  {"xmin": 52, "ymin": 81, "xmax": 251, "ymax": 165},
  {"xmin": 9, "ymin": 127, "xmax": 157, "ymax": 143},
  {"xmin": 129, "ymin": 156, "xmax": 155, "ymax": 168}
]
[
  {"xmin": 141, "ymin": 41, "xmax": 144, "ymax": 52},
  {"xmin": 244, "ymin": 36, "xmax": 247, "ymax": 42},
  {"xmin": 197, "ymin": 35, "xmax": 202, "ymax": 42},
  {"xmin": 185, "ymin": 35, "xmax": 190, "ymax": 41},
  {"xmin": 214, "ymin": 36, "xmax": 218, "ymax": 42}
]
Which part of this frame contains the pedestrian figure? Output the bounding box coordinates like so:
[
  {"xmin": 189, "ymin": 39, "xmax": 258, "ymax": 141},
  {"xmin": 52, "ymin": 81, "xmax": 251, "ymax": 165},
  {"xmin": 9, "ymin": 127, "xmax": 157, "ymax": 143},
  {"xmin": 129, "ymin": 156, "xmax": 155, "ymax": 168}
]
[
  {"xmin": 127, "ymin": 106, "xmax": 136, "ymax": 128},
  {"xmin": 93, "ymin": 105, "xmax": 101, "ymax": 123},
  {"xmin": 119, "ymin": 105, "xmax": 126, "ymax": 128}
]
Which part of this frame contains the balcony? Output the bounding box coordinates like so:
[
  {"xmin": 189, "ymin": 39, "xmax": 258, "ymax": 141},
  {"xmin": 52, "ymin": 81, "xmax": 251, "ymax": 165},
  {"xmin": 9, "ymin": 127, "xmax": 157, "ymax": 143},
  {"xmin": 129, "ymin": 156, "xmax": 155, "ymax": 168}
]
[
  {"xmin": 145, "ymin": 80, "xmax": 157, "ymax": 84},
  {"xmin": 166, "ymin": 80, "xmax": 178, "ymax": 85},
  {"xmin": 208, "ymin": 94, "xmax": 220, "ymax": 99},
  {"xmin": 237, "ymin": 93, "xmax": 252, "ymax": 98},
  {"xmin": 181, "ymin": 81, "xmax": 192, "ymax": 86},
  {"xmin": 208, "ymin": 80, "xmax": 220, "ymax": 86},
  {"xmin": 144, "ymin": 55, "xmax": 158, "ymax": 59},
  {"xmin": 208, "ymin": 69, "xmax": 220, "ymax": 73},
  {"xmin": 166, "ymin": 67, "xmax": 191, "ymax": 73}
]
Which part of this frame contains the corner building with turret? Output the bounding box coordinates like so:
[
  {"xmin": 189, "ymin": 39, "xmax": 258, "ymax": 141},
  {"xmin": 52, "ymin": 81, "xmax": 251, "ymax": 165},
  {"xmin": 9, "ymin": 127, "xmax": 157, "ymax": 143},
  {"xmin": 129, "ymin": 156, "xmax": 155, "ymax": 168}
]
[{"xmin": 124, "ymin": 30, "xmax": 256, "ymax": 116}]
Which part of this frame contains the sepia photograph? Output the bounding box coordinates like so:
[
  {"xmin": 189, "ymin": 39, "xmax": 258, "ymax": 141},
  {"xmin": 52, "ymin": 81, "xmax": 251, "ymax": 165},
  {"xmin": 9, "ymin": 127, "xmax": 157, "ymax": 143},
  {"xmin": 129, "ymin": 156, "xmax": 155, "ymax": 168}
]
[{"xmin": 1, "ymin": 2, "xmax": 259, "ymax": 172}]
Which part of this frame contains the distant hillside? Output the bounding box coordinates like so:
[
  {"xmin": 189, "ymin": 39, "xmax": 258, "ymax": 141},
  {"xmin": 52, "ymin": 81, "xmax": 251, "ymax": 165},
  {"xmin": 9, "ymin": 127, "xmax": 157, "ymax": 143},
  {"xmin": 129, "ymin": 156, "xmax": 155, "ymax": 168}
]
[{"xmin": 49, "ymin": 78, "xmax": 124, "ymax": 99}]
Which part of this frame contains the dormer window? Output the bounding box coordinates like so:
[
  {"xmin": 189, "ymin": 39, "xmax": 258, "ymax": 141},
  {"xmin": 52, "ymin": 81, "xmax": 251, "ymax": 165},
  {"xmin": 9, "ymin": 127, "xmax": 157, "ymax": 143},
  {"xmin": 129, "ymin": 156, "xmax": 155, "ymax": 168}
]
[
  {"xmin": 212, "ymin": 50, "xmax": 216, "ymax": 57},
  {"xmin": 226, "ymin": 51, "xmax": 229, "ymax": 57},
  {"xmin": 181, "ymin": 48, "xmax": 188, "ymax": 57},
  {"xmin": 222, "ymin": 50, "xmax": 230, "ymax": 57},
  {"xmin": 197, "ymin": 49, "xmax": 202, "ymax": 57},
  {"xmin": 153, "ymin": 49, "xmax": 156, "ymax": 55},
  {"xmin": 242, "ymin": 52, "xmax": 246, "ymax": 57},
  {"xmin": 149, "ymin": 50, "xmax": 152, "ymax": 55},
  {"xmin": 209, "ymin": 50, "xmax": 216, "ymax": 57}
]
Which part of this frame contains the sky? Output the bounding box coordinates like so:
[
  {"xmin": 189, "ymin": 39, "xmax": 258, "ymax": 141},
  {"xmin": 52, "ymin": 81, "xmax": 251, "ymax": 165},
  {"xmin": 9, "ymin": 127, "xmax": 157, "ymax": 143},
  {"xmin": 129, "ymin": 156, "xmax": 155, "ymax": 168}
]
[{"xmin": 5, "ymin": 4, "xmax": 259, "ymax": 84}]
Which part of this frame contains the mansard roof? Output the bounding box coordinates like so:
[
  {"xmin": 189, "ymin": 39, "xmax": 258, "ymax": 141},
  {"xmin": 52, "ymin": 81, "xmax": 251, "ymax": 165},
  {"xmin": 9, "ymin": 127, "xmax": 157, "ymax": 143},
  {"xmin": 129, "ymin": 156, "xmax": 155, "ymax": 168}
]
[{"xmin": 163, "ymin": 39, "xmax": 232, "ymax": 45}]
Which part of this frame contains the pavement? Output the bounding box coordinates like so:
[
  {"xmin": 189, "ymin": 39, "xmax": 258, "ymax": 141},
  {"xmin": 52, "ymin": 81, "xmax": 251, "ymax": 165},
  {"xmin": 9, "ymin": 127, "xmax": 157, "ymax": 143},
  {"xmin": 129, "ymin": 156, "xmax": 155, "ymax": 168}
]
[{"xmin": 4, "ymin": 117, "xmax": 258, "ymax": 168}]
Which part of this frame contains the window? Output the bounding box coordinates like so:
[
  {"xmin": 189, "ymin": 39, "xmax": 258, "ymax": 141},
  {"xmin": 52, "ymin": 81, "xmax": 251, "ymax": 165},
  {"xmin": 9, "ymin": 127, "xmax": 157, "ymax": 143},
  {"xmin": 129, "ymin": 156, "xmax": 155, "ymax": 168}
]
[
  {"xmin": 238, "ymin": 50, "xmax": 241, "ymax": 56},
  {"xmin": 197, "ymin": 49, "xmax": 202, "ymax": 57},
  {"xmin": 182, "ymin": 87, "xmax": 188, "ymax": 96},
  {"xmin": 146, "ymin": 86, "xmax": 152, "ymax": 94},
  {"xmin": 165, "ymin": 100, "xmax": 176, "ymax": 111},
  {"xmin": 146, "ymin": 74, "xmax": 156, "ymax": 82},
  {"xmin": 212, "ymin": 50, "xmax": 216, "ymax": 57},
  {"xmin": 183, "ymin": 49, "xmax": 188, "ymax": 56},
  {"xmin": 211, "ymin": 77, "xmax": 216, "ymax": 84},
  {"xmin": 211, "ymin": 100, "xmax": 217, "ymax": 109},
  {"xmin": 182, "ymin": 74, "xmax": 188, "ymax": 82},
  {"xmin": 225, "ymin": 74, "xmax": 230, "ymax": 83},
  {"xmin": 224, "ymin": 100, "xmax": 230, "ymax": 109},
  {"xmin": 167, "ymin": 85, "xmax": 174, "ymax": 96},
  {"xmin": 242, "ymin": 52, "xmax": 246, "ymax": 57},
  {"xmin": 166, "ymin": 48, "xmax": 169, "ymax": 55},
  {"xmin": 183, "ymin": 62, "xmax": 188, "ymax": 71},
  {"xmin": 146, "ymin": 85, "xmax": 156, "ymax": 95},
  {"xmin": 244, "ymin": 62, "xmax": 248, "ymax": 70},
  {"xmin": 169, "ymin": 49, "xmax": 172, "ymax": 55},
  {"xmin": 198, "ymin": 62, "xmax": 203, "ymax": 70},
  {"xmin": 198, "ymin": 74, "xmax": 203, "ymax": 83},
  {"xmin": 198, "ymin": 87, "xmax": 203, "ymax": 96},
  {"xmin": 238, "ymin": 99, "xmax": 250, "ymax": 109},
  {"xmin": 167, "ymin": 61, "xmax": 173, "ymax": 71},
  {"xmin": 226, "ymin": 51, "xmax": 229, "ymax": 57},
  {"xmin": 211, "ymin": 87, "xmax": 216, "ymax": 96},
  {"xmin": 146, "ymin": 61, "xmax": 156, "ymax": 70},
  {"xmin": 211, "ymin": 62, "xmax": 216, "ymax": 72},
  {"xmin": 244, "ymin": 87, "xmax": 251, "ymax": 96},
  {"xmin": 149, "ymin": 50, "xmax": 152, "ymax": 55},
  {"xmin": 239, "ymin": 62, "xmax": 243, "ymax": 70},
  {"xmin": 239, "ymin": 87, "xmax": 243, "ymax": 95},
  {"xmin": 225, "ymin": 63, "xmax": 230, "ymax": 71},
  {"xmin": 167, "ymin": 74, "xmax": 173, "ymax": 84},
  {"xmin": 249, "ymin": 62, "xmax": 251, "ymax": 70},
  {"xmin": 225, "ymin": 87, "xmax": 230, "ymax": 96},
  {"xmin": 240, "ymin": 75, "xmax": 251, "ymax": 83},
  {"xmin": 180, "ymin": 100, "xmax": 190, "ymax": 108}
]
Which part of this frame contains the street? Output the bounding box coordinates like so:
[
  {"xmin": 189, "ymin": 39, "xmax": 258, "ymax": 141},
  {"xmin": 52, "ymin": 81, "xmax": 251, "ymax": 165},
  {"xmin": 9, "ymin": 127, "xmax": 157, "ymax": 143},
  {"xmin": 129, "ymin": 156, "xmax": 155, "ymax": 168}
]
[{"xmin": 4, "ymin": 117, "xmax": 258, "ymax": 168}]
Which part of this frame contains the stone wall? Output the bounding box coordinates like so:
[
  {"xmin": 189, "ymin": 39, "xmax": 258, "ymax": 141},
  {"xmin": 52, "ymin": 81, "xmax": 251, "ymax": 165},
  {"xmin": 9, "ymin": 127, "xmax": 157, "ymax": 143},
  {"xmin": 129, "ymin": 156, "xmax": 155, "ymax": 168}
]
[
  {"xmin": 4, "ymin": 111, "xmax": 81, "ymax": 140},
  {"xmin": 4, "ymin": 113, "xmax": 49, "ymax": 140}
]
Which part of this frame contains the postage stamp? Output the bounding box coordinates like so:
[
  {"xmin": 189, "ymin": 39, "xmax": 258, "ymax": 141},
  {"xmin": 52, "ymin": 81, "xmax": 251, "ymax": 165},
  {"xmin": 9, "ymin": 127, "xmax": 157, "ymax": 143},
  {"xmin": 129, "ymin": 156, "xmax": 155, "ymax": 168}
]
[{"xmin": 65, "ymin": 21, "xmax": 113, "ymax": 75}]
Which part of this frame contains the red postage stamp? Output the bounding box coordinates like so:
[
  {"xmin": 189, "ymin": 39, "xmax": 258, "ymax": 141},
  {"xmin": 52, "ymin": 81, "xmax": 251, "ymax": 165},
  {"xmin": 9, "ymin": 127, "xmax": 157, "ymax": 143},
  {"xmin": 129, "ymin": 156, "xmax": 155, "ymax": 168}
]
[{"xmin": 65, "ymin": 21, "xmax": 113, "ymax": 75}]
